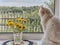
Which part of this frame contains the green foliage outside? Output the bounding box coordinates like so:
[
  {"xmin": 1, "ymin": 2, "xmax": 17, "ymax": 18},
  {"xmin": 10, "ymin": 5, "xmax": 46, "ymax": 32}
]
[{"xmin": 0, "ymin": 0, "xmax": 54, "ymax": 32}]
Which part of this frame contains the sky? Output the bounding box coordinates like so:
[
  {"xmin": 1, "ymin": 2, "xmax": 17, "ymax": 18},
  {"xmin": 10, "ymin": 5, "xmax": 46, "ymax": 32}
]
[{"xmin": 0, "ymin": 0, "xmax": 50, "ymax": 7}]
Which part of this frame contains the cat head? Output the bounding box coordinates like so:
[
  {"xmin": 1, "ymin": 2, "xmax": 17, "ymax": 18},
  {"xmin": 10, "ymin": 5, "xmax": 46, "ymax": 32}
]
[{"xmin": 39, "ymin": 6, "xmax": 53, "ymax": 18}]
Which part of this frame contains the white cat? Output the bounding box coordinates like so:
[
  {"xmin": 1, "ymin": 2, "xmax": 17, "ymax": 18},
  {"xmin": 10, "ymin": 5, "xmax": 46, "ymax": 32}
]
[{"xmin": 39, "ymin": 6, "xmax": 60, "ymax": 45}]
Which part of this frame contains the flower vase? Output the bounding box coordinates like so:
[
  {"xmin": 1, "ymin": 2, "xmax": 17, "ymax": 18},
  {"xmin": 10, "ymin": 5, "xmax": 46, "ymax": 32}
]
[{"xmin": 13, "ymin": 32, "xmax": 23, "ymax": 45}]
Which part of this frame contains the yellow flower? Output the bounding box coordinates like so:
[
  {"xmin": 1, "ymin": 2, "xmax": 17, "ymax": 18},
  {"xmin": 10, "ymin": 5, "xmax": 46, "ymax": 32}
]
[
  {"xmin": 7, "ymin": 19, "xmax": 13, "ymax": 23},
  {"xmin": 8, "ymin": 22, "xmax": 14, "ymax": 26},
  {"xmin": 15, "ymin": 23, "xmax": 20, "ymax": 27},
  {"xmin": 22, "ymin": 19, "xmax": 27, "ymax": 23},
  {"xmin": 15, "ymin": 23, "xmax": 23, "ymax": 30},
  {"xmin": 18, "ymin": 25, "xmax": 23, "ymax": 30},
  {"xmin": 6, "ymin": 20, "xmax": 14, "ymax": 27},
  {"xmin": 17, "ymin": 17, "xmax": 22, "ymax": 22},
  {"xmin": 5, "ymin": 18, "xmax": 27, "ymax": 32},
  {"xmin": 16, "ymin": 24, "xmax": 23, "ymax": 31},
  {"xmin": 22, "ymin": 25, "xmax": 26, "ymax": 29}
]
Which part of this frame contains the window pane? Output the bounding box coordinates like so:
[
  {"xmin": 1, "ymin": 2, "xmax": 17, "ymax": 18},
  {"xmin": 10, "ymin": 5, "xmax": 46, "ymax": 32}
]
[{"xmin": 0, "ymin": 0, "xmax": 55, "ymax": 32}]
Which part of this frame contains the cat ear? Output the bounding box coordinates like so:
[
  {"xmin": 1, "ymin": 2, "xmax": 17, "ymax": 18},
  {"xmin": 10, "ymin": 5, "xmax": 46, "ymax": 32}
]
[
  {"xmin": 39, "ymin": 7, "xmax": 45, "ymax": 16},
  {"xmin": 40, "ymin": 5, "xmax": 44, "ymax": 9}
]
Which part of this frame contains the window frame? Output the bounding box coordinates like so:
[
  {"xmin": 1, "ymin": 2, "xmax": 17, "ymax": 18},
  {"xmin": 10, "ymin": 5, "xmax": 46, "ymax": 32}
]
[{"xmin": 0, "ymin": 0, "xmax": 57, "ymax": 40}]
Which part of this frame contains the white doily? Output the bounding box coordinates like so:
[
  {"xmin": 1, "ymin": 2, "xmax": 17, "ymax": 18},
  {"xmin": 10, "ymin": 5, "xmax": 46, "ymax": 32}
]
[{"xmin": 6, "ymin": 41, "xmax": 29, "ymax": 45}]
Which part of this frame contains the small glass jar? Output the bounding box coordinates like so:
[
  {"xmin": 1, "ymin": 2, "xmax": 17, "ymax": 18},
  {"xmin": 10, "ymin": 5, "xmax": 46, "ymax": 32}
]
[{"xmin": 13, "ymin": 32, "xmax": 23, "ymax": 45}]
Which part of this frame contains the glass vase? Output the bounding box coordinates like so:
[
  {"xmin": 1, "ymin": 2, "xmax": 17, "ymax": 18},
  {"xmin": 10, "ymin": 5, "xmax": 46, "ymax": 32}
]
[{"xmin": 13, "ymin": 32, "xmax": 23, "ymax": 45}]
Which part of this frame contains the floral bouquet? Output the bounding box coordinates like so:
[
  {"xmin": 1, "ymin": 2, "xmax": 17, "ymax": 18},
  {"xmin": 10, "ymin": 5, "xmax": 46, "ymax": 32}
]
[{"xmin": 5, "ymin": 17, "xmax": 27, "ymax": 45}]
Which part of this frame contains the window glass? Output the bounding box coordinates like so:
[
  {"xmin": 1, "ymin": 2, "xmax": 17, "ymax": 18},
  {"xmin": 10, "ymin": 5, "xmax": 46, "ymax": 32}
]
[{"xmin": 0, "ymin": 0, "xmax": 54, "ymax": 32}]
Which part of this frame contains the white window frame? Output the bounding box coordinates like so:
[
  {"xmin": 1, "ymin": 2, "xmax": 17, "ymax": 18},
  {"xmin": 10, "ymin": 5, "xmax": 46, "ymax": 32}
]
[
  {"xmin": 59, "ymin": 0, "xmax": 60, "ymax": 18},
  {"xmin": 55, "ymin": 0, "xmax": 59, "ymax": 18}
]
